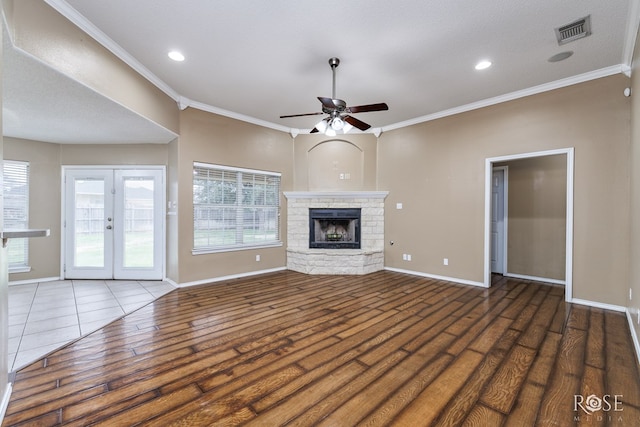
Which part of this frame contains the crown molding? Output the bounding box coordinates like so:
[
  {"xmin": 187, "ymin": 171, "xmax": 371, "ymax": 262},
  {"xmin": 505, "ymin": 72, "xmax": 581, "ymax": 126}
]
[
  {"xmin": 185, "ymin": 99, "xmax": 291, "ymax": 133},
  {"xmin": 382, "ymin": 65, "xmax": 625, "ymax": 132},
  {"xmin": 44, "ymin": 0, "xmax": 181, "ymax": 102}
]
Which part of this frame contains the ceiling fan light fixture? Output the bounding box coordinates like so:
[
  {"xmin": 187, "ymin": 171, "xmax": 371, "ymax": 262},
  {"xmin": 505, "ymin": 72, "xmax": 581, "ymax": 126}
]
[
  {"xmin": 315, "ymin": 118, "xmax": 328, "ymax": 133},
  {"xmin": 330, "ymin": 117, "xmax": 345, "ymax": 131}
]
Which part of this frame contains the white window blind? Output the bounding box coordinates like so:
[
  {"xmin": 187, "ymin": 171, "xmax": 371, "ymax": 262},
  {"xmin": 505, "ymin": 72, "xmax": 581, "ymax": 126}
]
[
  {"xmin": 193, "ymin": 162, "xmax": 281, "ymax": 253},
  {"xmin": 3, "ymin": 160, "xmax": 30, "ymax": 270}
]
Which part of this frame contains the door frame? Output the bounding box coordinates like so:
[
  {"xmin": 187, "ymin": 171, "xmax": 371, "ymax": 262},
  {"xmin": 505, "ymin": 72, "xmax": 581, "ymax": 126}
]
[
  {"xmin": 60, "ymin": 165, "xmax": 166, "ymax": 280},
  {"xmin": 483, "ymin": 148, "xmax": 574, "ymax": 302},
  {"xmin": 491, "ymin": 166, "xmax": 508, "ymax": 275}
]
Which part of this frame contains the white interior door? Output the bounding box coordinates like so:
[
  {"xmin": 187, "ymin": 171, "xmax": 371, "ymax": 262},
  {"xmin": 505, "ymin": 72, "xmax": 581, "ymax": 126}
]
[
  {"xmin": 491, "ymin": 167, "xmax": 507, "ymax": 274},
  {"xmin": 64, "ymin": 168, "xmax": 164, "ymax": 280}
]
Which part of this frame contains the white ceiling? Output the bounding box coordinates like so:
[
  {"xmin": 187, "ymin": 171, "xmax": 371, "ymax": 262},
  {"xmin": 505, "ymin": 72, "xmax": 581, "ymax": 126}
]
[{"xmin": 3, "ymin": 0, "xmax": 638, "ymax": 143}]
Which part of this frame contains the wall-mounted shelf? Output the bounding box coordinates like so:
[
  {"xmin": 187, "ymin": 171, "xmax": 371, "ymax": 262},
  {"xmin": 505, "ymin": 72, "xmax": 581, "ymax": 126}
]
[{"xmin": 1, "ymin": 229, "xmax": 50, "ymax": 247}]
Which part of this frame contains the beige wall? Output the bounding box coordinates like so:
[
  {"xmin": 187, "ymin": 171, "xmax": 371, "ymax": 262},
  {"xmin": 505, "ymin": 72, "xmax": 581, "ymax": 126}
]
[
  {"xmin": 59, "ymin": 143, "xmax": 169, "ymax": 166},
  {"xmin": 380, "ymin": 74, "xmax": 631, "ymax": 306},
  {"xmin": 166, "ymin": 138, "xmax": 180, "ymax": 281},
  {"xmin": 499, "ymin": 155, "xmax": 567, "ymax": 280},
  {"xmin": 173, "ymin": 108, "xmax": 293, "ymax": 284},
  {"xmin": 629, "ymin": 20, "xmax": 640, "ymax": 346},
  {"xmin": 4, "ymin": 137, "xmax": 61, "ymax": 281},
  {"xmin": 2, "ymin": 74, "xmax": 633, "ymax": 308},
  {"xmin": 3, "ymin": 0, "xmax": 179, "ymax": 135}
]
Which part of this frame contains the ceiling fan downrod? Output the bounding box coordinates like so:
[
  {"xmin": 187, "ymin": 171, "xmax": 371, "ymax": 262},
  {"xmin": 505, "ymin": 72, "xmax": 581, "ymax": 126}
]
[{"xmin": 329, "ymin": 57, "xmax": 340, "ymax": 100}]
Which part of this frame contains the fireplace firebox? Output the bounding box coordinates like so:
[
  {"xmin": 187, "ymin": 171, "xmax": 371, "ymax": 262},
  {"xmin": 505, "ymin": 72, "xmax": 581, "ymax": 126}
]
[{"xmin": 309, "ymin": 208, "xmax": 361, "ymax": 249}]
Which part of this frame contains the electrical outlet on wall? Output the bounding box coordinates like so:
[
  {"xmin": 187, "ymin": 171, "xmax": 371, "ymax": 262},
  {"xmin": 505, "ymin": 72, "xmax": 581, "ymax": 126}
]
[
  {"xmin": 631, "ymin": 288, "xmax": 633, "ymax": 301},
  {"xmin": 407, "ymin": 254, "xmax": 412, "ymax": 261},
  {"xmin": 444, "ymin": 258, "xmax": 449, "ymax": 266},
  {"xmin": 256, "ymin": 255, "xmax": 261, "ymax": 262}
]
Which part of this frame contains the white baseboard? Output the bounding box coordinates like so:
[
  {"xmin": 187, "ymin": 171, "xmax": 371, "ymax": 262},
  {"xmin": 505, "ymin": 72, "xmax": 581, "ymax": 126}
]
[
  {"xmin": 626, "ymin": 309, "xmax": 640, "ymax": 366},
  {"xmin": 504, "ymin": 272, "xmax": 566, "ymax": 286},
  {"xmin": 384, "ymin": 267, "xmax": 487, "ymax": 288},
  {"xmin": 570, "ymin": 298, "xmax": 625, "ymax": 313},
  {"xmin": 8, "ymin": 276, "xmax": 62, "ymax": 286},
  {"xmin": 171, "ymin": 267, "xmax": 288, "ymax": 288},
  {"xmin": 0, "ymin": 383, "xmax": 12, "ymax": 425},
  {"xmin": 163, "ymin": 277, "xmax": 179, "ymax": 288}
]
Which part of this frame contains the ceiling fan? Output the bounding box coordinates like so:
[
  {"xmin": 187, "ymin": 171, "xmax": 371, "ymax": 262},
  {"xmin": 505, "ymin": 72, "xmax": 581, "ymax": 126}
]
[{"xmin": 279, "ymin": 57, "xmax": 389, "ymax": 135}]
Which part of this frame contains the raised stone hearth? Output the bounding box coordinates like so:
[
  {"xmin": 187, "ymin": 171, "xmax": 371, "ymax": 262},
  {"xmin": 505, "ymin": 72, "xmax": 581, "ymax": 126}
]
[{"xmin": 283, "ymin": 191, "xmax": 388, "ymax": 275}]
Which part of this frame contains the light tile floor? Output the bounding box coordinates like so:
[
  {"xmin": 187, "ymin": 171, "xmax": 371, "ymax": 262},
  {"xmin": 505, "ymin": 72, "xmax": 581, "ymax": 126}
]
[{"xmin": 7, "ymin": 279, "xmax": 175, "ymax": 372}]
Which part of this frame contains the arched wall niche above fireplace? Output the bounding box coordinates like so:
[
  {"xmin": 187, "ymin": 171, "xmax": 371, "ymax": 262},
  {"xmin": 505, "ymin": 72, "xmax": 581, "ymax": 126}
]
[
  {"xmin": 292, "ymin": 133, "xmax": 377, "ymax": 192},
  {"xmin": 308, "ymin": 139, "xmax": 363, "ymax": 191}
]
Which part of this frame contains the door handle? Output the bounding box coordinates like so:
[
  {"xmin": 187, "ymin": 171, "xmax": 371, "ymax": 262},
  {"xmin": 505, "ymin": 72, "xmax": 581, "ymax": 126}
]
[{"xmin": 106, "ymin": 225, "xmax": 113, "ymax": 230}]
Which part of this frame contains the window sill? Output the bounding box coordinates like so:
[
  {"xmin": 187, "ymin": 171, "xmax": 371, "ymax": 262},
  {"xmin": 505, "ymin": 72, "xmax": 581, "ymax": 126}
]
[
  {"xmin": 192, "ymin": 241, "xmax": 283, "ymax": 255},
  {"xmin": 9, "ymin": 266, "xmax": 32, "ymax": 274}
]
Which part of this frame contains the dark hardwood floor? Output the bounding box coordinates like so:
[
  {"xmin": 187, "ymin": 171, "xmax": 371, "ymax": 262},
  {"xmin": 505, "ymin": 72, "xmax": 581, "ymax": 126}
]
[{"xmin": 3, "ymin": 270, "xmax": 640, "ymax": 426}]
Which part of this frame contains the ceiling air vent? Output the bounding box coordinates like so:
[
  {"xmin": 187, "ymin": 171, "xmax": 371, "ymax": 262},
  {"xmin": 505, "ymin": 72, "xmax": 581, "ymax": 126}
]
[{"xmin": 555, "ymin": 15, "xmax": 591, "ymax": 45}]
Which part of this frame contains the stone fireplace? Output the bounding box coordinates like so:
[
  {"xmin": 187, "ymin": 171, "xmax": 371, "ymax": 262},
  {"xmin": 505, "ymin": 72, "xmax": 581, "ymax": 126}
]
[{"xmin": 283, "ymin": 191, "xmax": 388, "ymax": 274}]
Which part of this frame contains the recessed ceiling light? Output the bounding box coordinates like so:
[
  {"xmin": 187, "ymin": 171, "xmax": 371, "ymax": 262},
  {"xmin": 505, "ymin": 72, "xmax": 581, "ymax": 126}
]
[
  {"xmin": 548, "ymin": 51, "xmax": 573, "ymax": 63},
  {"xmin": 168, "ymin": 51, "xmax": 185, "ymax": 62},
  {"xmin": 475, "ymin": 60, "xmax": 492, "ymax": 70}
]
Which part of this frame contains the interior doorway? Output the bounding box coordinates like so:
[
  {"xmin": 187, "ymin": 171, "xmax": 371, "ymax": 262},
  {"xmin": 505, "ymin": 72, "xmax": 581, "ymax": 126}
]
[
  {"xmin": 62, "ymin": 167, "xmax": 165, "ymax": 280},
  {"xmin": 484, "ymin": 148, "xmax": 574, "ymax": 302}
]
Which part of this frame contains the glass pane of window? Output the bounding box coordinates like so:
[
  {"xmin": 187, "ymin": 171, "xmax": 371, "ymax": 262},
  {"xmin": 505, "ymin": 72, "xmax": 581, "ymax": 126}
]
[
  {"xmin": 74, "ymin": 179, "xmax": 105, "ymax": 268},
  {"xmin": 123, "ymin": 177, "xmax": 154, "ymax": 268},
  {"xmin": 3, "ymin": 161, "xmax": 30, "ymax": 269},
  {"xmin": 193, "ymin": 163, "xmax": 281, "ymax": 251}
]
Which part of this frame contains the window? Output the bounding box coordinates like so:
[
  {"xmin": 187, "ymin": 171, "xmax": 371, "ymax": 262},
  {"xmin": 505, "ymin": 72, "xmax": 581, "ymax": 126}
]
[
  {"xmin": 193, "ymin": 162, "xmax": 281, "ymax": 253},
  {"xmin": 3, "ymin": 160, "xmax": 30, "ymax": 271}
]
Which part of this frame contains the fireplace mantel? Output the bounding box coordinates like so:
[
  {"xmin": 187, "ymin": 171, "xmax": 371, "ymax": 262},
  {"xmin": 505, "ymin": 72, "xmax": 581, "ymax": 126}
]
[
  {"xmin": 284, "ymin": 191, "xmax": 388, "ymax": 200},
  {"xmin": 284, "ymin": 191, "xmax": 388, "ymax": 275}
]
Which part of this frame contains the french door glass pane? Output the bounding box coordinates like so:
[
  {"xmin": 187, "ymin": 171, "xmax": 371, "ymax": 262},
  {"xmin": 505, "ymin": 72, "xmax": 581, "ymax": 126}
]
[
  {"xmin": 74, "ymin": 179, "xmax": 105, "ymax": 268},
  {"xmin": 123, "ymin": 177, "xmax": 154, "ymax": 268}
]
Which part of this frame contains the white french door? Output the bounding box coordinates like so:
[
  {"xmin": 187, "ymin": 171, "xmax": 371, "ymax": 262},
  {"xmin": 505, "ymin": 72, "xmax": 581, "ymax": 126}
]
[{"xmin": 64, "ymin": 168, "xmax": 164, "ymax": 280}]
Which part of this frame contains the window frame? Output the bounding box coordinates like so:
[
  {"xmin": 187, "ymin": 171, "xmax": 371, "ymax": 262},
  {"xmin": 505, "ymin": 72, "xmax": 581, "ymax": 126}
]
[
  {"xmin": 192, "ymin": 162, "xmax": 282, "ymax": 254},
  {"xmin": 3, "ymin": 160, "xmax": 30, "ymax": 272}
]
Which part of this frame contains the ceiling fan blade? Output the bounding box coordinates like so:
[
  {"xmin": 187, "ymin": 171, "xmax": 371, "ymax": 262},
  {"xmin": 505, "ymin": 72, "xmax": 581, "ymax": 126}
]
[
  {"xmin": 344, "ymin": 115, "xmax": 371, "ymax": 131},
  {"xmin": 279, "ymin": 112, "xmax": 324, "ymax": 119},
  {"xmin": 318, "ymin": 97, "xmax": 337, "ymax": 109},
  {"xmin": 347, "ymin": 103, "xmax": 389, "ymax": 113}
]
